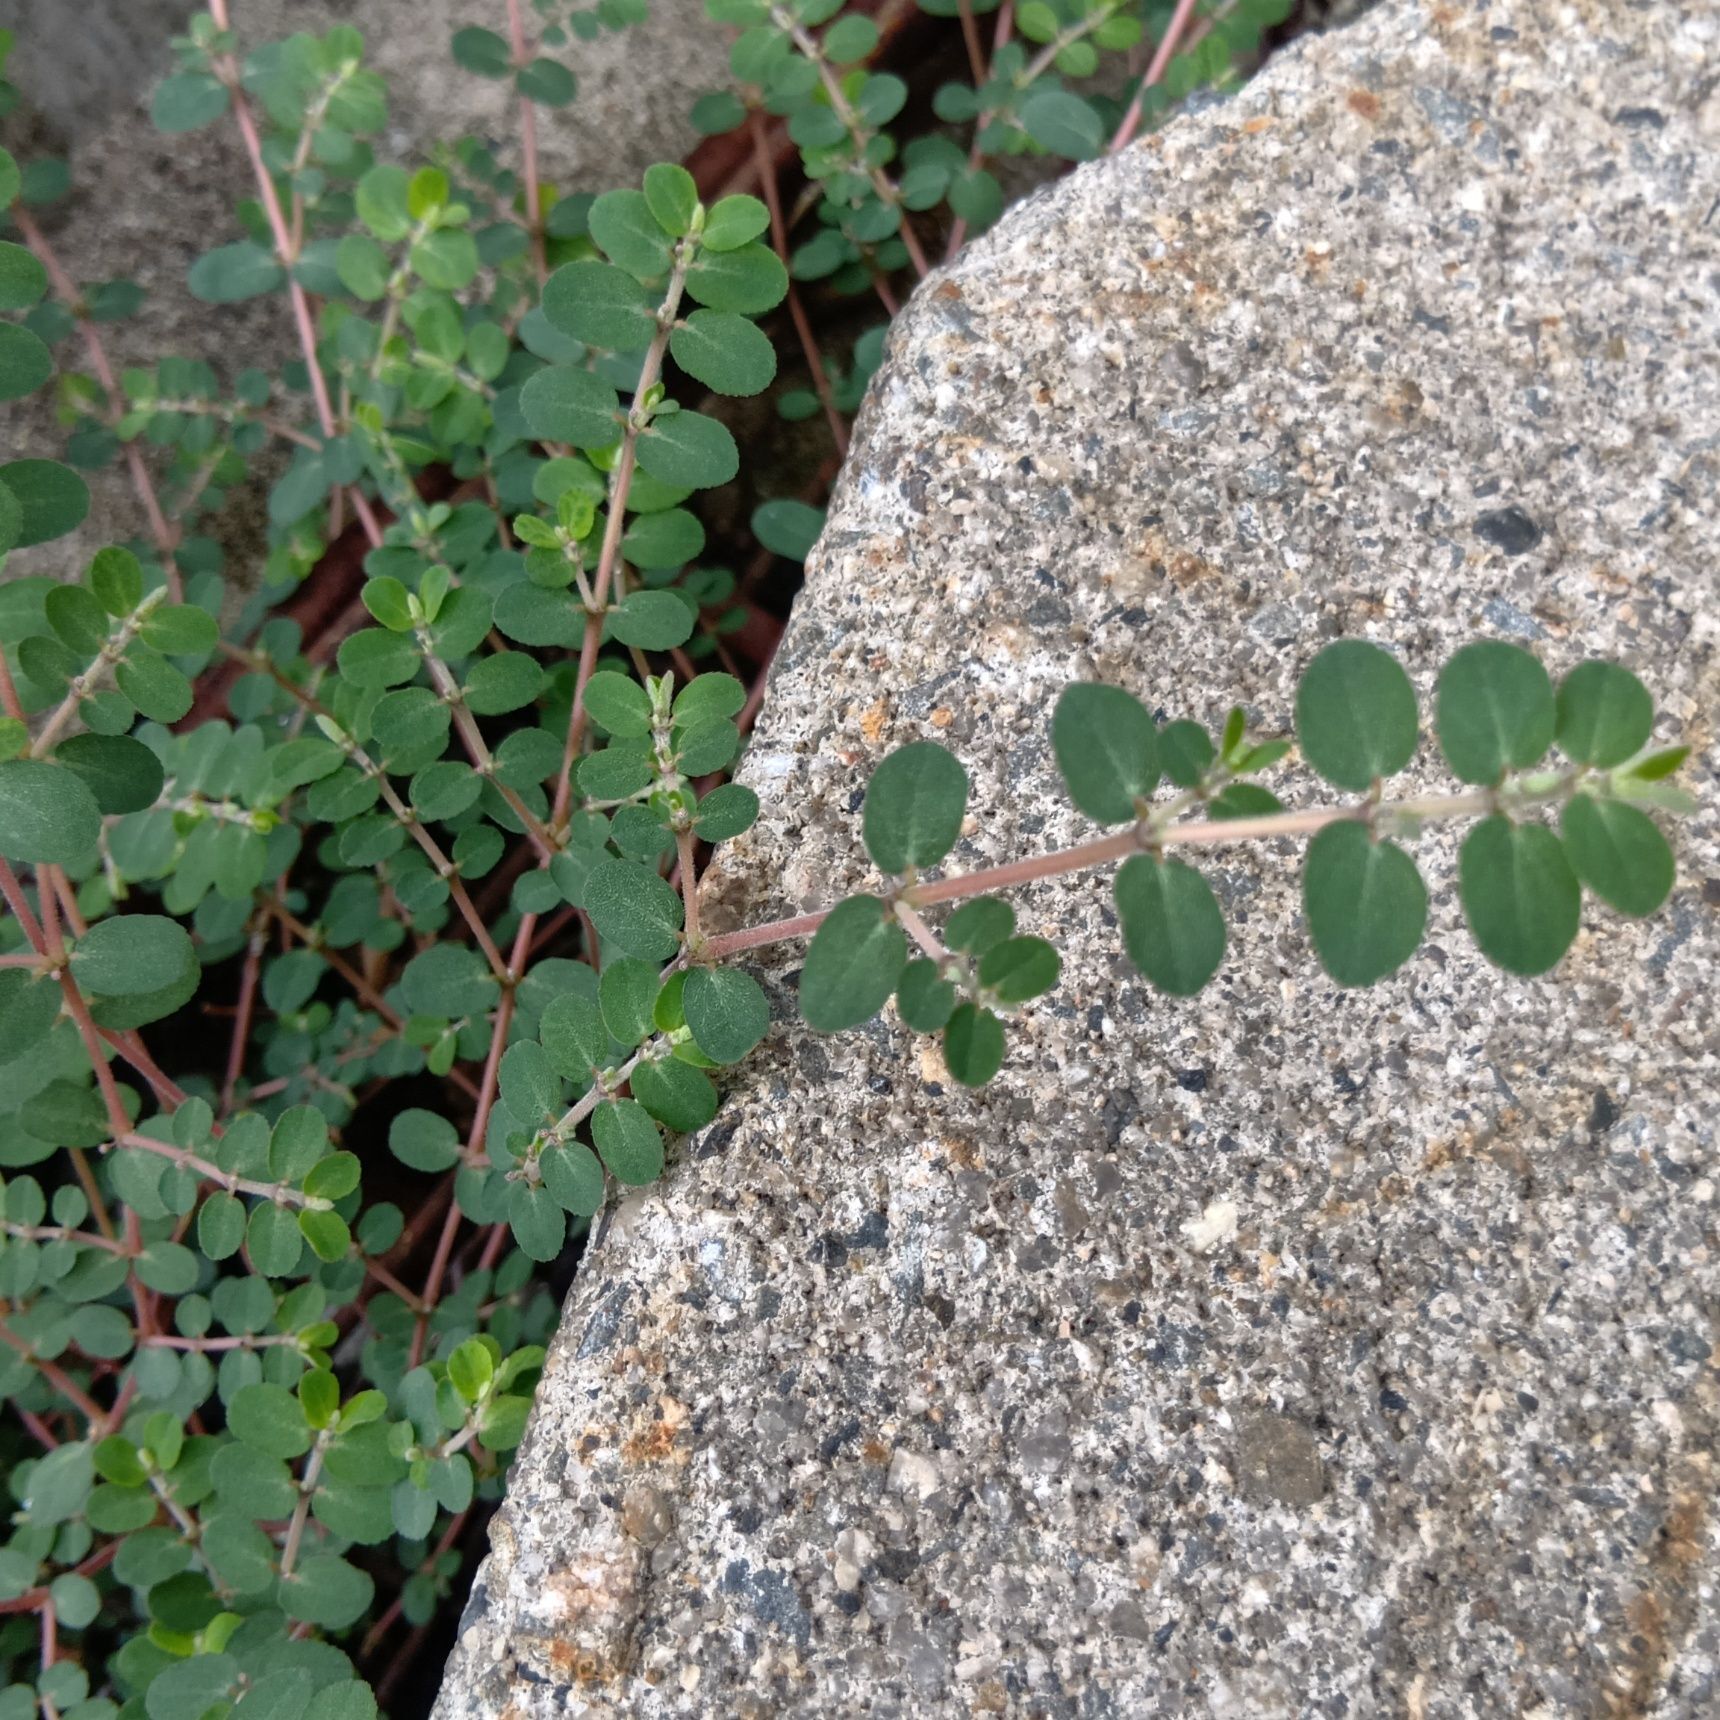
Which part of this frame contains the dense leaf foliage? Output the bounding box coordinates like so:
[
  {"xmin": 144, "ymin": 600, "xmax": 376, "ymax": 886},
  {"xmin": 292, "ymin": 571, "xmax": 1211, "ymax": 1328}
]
[{"xmin": 0, "ymin": 3, "xmax": 1689, "ymax": 1718}]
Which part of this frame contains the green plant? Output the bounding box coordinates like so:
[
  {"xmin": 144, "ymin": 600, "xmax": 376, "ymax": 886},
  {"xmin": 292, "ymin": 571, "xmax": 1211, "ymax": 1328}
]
[
  {"xmin": 0, "ymin": 3, "xmax": 1693, "ymax": 1718},
  {"xmin": 707, "ymin": 641, "xmax": 1688, "ymax": 1075}
]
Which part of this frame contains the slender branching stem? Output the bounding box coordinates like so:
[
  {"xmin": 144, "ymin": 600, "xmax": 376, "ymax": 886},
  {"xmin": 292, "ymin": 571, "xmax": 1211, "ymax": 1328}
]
[
  {"xmin": 895, "ymin": 902, "xmax": 947, "ymax": 960},
  {"xmin": 552, "ymin": 250, "xmax": 691, "ymax": 827},
  {"xmin": 0, "ymin": 1322, "xmax": 109, "ymax": 1428},
  {"xmin": 676, "ymin": 827, "xmax": 702, "ymax": 947},
  {"xmin": 67, "ymin": 1147, "xmax": 119, "ymax": 1242},
  {"xmin": 768, "ymin": 6, "xmax": 931, "ymax": 278},
  {"xmin": 1109, "ymin": 0, "xmax": 1205, "ymax": 152},
  {"xmin": 0, "ymin": 651, "xmax": 24, "ymax": 729},
  {"xmin": 207, "ymin": 0, "xmax": 385, "ymax": 547},
  {"xmin": 0, "ymin": 856, "xmax": 46, "ymax": 950},
  {"xmin": 117, "ymin": 1132, "xmax": 329, "ymax": 1210},
  {"xmin": 1017, "ymin": 3, "xmax": 1126, "ymax": 90},
  {"xmin": 250, "ymin": 897, "xmax": 483, "ymax": 1104},
  {"xmin": 945, "ymin": 0, "xmax": 1016, "ymax": 260},
  {"xmin": 416, "ymin": 641, "xmax": 558, "ymax": 860},
  {"xmin": 355, "ymin": 731, "xmax": 513, "ymax": 976},
  {"xmin": 254, "ymin": 893, "xmax": 405, "ymax": 1029},
  {"xmin": 701, "ymin": 784, "xmax": 1538, "ymax": 960},
  {"xmin": 542, "ymin": 1044, "xmax": 650, "ymax": 1143},
  {"xmin": 365, "ymin": 1255, "xmax": 425, "ymax": 1309},
  {"xmin": 139, "ymin": 1331, "xmax": 302, "ymax": 1351},
  {"xmin": 362, "ymin": 1503, "xmax": 474, "ymax": 1667},
  {"xmin": 229, "ymin": 641, "xmax": 549, "ymax": 940},
  {"xmin": 0, "ymin": 1547, "xmax": 118, "ymax": 1618},
  {"xmin": 410, "ymin": 1201, "xmax": 467, "ymax": 1372},
  {"xmin": 221, "ymin": 921, "xmax": 267, "ymax": 1114},
  {"xmin": 503, "ymin": 0, "xmax": 547, "ymax": 282},
  {"xmin": 2, "ymin": 1220, "xmax": 132, "ymax": 1256},
  {"xmin": 219, "ymin": 643, "xmax": 336, "ymax": 720},
  {"xmin": 749, "ymin": 110, "xmax": 849, "ymax": 457},
  {"xmin": 14, "ymin": 864, "xmax": 136, "ymax": 1140},
  {"xmin": 30, "ymin": 589, "xmax": 166, "ymax": 760},
  {"xmin": 96, "ymin": 1027, "xmax": 192, "ymax": 1112},
  {"xmin": 278, "ymin": 1438, "xmax": 327, "ymax": 1580},
  {"xmin": 11, "ymin": 207, "xmax": 185, "ymax": 597},
  {"xmin": 955, "ymin": 0, "xmax": 988, "ymax": 83},
  {"xmin": 408, "ymin": 965, "xmax": 518, "ymax": 1367},
  {"xmin": 286, "ymin": 67, "xmax": 353, "ymax": 255},
  {"xmin": 146, "ymin": 1472, "xmax": 208, "ymax": 1555}
]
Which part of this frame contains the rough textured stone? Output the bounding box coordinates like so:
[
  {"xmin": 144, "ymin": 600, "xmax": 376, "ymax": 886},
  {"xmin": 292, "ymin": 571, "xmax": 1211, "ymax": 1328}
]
[
  {"xmin": 1233, "ymin": 1412, "xmax": 1326, "ymax": 1510},
  {"xmin": 437, "ymin": 1, "xmax": 1720, "ymax": 1714},
  {"xmin": 1, "ymin": 0, "xmax": 719, "ymax": 575}
]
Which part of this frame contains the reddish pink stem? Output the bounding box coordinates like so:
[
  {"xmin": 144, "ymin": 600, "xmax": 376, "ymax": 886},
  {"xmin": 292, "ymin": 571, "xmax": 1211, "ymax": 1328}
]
[
  {"xmin": 1109, "ymin": 0, "xmax": 1203, "ymax": 152},
  {"xmin": 699, "ymin": 803, "xmax": 1381, "ymax": 962},
  {"xmin": 504, "ymin": 0, "xmax": 547, "ymax": 283},
  {"xmin": 18, "ymin": 867, "xmax": 134, "ymax": 1140},
  {"xmin": 750, "ymin": 112, "xmax": 849, "ymax": 457},
  {"xmin": 19, "ymin": 1409, "xmax": 60, "ymax": 1449},
  {"xmin": 11, "ymin": 206, "xmax": 184, "ymax": 597},
  {"xmin": 0, "ymin": 652, "xmax": 25, "ymax": 726},
  {"xmin": 208, "ymin": 0, "xmax": 383, "ymax": 547},
  {"xmin": 0, "ymin": 1545, "xmax": 117, "ymax": 1618},
  {"xmin": 0, "ymin": 1307, "xmax": 109, "ymax": 1429},
  {"xmin": 410, "ymin": 1200, "xmax": 466, "ymax": 1371},
  {"xmin": 943, "ymin": 0, "xmax": 1014, "ymax": 261},
  {"xmin": 408, "ymin": 926, "xmax": 523, "ymax": 1367},
  {"xmin": 221, "ymin": 922, "xmax": 266, "ymax": 1113},
  {"xmin": 476, "ymin": 1221, "xmax": 511, "ymax": 1273},
  {"xmin": 955, "ymin": 0, "xmax": 987, "ymax": 83},
  {"xmin": 701, "ymin": 908, "xmax": 830, "ymax": 960}
]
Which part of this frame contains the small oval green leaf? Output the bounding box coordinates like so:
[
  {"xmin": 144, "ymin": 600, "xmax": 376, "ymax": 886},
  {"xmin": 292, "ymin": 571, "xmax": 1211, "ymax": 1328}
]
[
  {"xmin": 1302, "ymin": 820, "xmax": 1428, "ymax": 987},
  {"xmin": 539, "ymin": 1142, "xmax": 606, "ymax": 1218},
  {"xmin": 670, "ymin": 310, "xmax": 777, "ymax": 396},
  {"xmin": 1458, "ymin": 815, "xmax": 1580, "ymax": 976},
  {"xmin": 683, "ymin": 966, "xmax": 770, "ymax": 1064},
  {"xmin": 0, "ymin": 758, "xmax": 102, "ymax": 864},
  {"xmin": 799, "ymin": 895, "xmax": 908, "ymax": 1032},
  {"xmin": 1113, "ymin": 854, "xmax": 1226, "ymax": 997},
  {"xmin": 977, "ymin": 936, "xmax": 1061, "ymax": 1004},
  {"xmin": 591, "ymin": 1099, "xmax": 665, "ymax": 1185},
  {"xmin": 1157, "ymin": 720, "xmax": 1214, "ymax": 789},
  {"xmin": 508, "ymin": 1182, "xmax": 567, "ymax": 1261},
  {"xmin": 862, "ymin": 741, "xmax": 968, "ymax": 874},
  {"xmin": 1554, "ymin": 661, "xmax": 1654, "ymax": 769},
  {"xmin": 943, "ymin": 1003, "xmax": 1005, "ymax": 1087},
  {"xmin": 1295, "ymin": 640, "xmax": 1419, "ymax": 792},
  {"xmin": 584, "ymin": 858, "xmax": 684, "ymax": 960},
  {"xmin": 1560, "ymin": 794, "xmax": 1674, "ymax": 918},
  {"xmin": 1052, "ymin": 684, "xmax": 1158, "ymax": 823},
  {"xmin": 944, "ymin": 897, "xmax": 1014, "ymax": 956},
  {"xmin": 520, "ymin": 364, "xmax": 621, "ymax": 448},
  {"xmin": 1436, "ymin": 642, "xmax": 1555, "ymax": 784},
  {"xmin": 895, "ymin": 959, "xmax": 956, "ymax": 1032},
  {"xmin": 69, "ymin": 914, "xmax": 196, "ymax": 998},
  {"xmin": 540, "ymin": 993, "xmax": 609, "ymax": 1079},
  {"xmin": 631, "ymin": 1058, "xmax": 719, "ymax": 1132}
]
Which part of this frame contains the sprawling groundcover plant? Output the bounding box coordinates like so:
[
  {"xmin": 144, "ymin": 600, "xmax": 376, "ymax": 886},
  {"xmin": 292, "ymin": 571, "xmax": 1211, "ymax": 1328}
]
[{"xmin": 0, "ymin": 4, "xmax": 1693, "ymax": 1715}]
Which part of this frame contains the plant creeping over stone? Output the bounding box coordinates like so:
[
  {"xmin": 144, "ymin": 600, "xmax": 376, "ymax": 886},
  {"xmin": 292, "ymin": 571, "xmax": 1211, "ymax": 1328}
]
[
  {"xmin": 0, "ymin": 1, "xmax": 1690, "ymax": 1716},
  {"xmin": 741, "ymin": 638, "xmax": 1690, "ymax": 1079}
]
